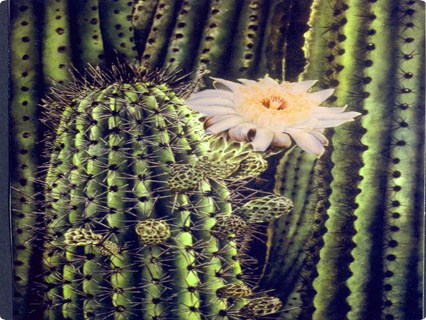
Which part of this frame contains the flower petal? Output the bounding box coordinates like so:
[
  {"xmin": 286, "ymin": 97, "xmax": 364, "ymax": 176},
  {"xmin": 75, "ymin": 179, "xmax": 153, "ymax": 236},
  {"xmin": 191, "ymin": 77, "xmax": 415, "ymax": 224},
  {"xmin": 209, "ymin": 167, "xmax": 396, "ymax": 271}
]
[
  {"xmin": 238, "ymin": 78, "xmax": 258, "ymax": 86},
  {"xmin": 290, "ymin": 131, "xmax": 325, "ymax": 158},
  {"xmin": 313, "ymin": 109, "xmax": 361, "ymax": 120},
  {"xmin": 309, "ymin": 88, "xmax": 335, "ymax": 104},
  {"xmin": 309, "ymin": 130, "xmax": 329, "ymax": 146},
  {"xmin": 205, "ymin": 116, "xmax": 246, "ymax": 134},
  {"xmin": 288, "ymin": 80, "xmax": 318, "ymax": 92},
  {"xmin": 315, "ymin": 118, "xmax": 357, "ymax": 128},
  {"xmin": 228, "ymin": 123, "xmax": 257, "ymax": 142},
  {"xmin": 272, "ymin": 132, "xmax": 292, "ymax": 147},
  {"xmin": 261, "ymin": 76, "xmax": 279, "ymax": 87},
  {"xmin": 186, "ymin": 95, "xmax": 235, "ymax": 107},
  {"xmin": 251, "ymin": 127, "xmax": 275, "ymax": 151},
  {"xmin": 187, "ymin": 104, "xmax": 238, "ymax": 116},
  {"xmin": 313, "ymin": 106, "xmax": 348, "ymax": 114},
  {"xmin": 188, "ymin": 89, "xmax": 234, "ymax": 101},
  {"xmin": 203, "ymin": 115, "xmax": 235, "ymax": 129},
  {"xmin": 211, "ymin": 77, "xmax": 242, "ymax": 92}
]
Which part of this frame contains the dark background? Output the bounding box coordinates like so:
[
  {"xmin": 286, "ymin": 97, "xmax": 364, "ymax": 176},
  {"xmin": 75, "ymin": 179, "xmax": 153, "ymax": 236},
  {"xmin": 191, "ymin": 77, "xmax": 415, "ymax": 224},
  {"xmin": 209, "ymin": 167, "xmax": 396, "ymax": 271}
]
[{"xmin": 1, "ymin": 1, "xmax": 13, "ymax": 319}]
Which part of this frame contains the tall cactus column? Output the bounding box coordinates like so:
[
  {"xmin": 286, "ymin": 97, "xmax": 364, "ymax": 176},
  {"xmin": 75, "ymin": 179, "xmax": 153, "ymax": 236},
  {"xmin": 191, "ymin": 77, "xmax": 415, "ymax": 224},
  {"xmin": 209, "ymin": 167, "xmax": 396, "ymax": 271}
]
[{"xmin": 10, "ymin": 2, "xmax": 43, "ymax": 318}]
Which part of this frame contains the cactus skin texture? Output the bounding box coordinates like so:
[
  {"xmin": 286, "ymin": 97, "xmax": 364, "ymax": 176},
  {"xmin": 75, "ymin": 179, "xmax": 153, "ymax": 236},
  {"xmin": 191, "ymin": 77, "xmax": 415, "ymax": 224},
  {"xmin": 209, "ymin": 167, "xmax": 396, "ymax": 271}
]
[
  {"xmin": 22, "ymin": 64, "xmax": 284, "ymax": 320},
  {"xmin": 10, "ymin": 2, "xmax": 314, "ymax": 316},
  {"xmin": 262, "ymin": 0, "xmax": 425, "ymax": 319}
]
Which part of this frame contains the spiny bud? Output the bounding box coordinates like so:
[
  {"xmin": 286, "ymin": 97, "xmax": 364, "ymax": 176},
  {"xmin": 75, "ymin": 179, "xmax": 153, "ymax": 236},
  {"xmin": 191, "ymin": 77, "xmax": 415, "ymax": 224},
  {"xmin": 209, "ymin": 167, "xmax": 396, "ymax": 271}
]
[
  {"xmin": 64, "ymin": 228, "xmax": 103, "ymax": 246},
  {"xmin": 231, "ymin": 152, "xmax": 268, "ymax": 180},
  {"xmin": 97, "ymin": 240, "xmax": 120, "ymax": 256},
  {"xmin": 216, "ymin": 282, "xmax": 252, "ymax": 299},
  {"xmin": 135, "ymin": 219, "xmax": 171, "ymax": 246},
  {"xmin": 196, "ymin": 157, "xmax": 239, "ymax": 179},
  {"xmin": 239, "ymin": 296, "xmax": 282, "ymax": 317},
  {"xmin": 210, "ymin": 215, "xmax": 247, "ymax": 239},
  {"xmin": 237, "ymin": 195, "xmax": 293, "ymax": 223},
  {"xmin": 168, "ymin": 164, "xmax": 204, "ymax": 192}
]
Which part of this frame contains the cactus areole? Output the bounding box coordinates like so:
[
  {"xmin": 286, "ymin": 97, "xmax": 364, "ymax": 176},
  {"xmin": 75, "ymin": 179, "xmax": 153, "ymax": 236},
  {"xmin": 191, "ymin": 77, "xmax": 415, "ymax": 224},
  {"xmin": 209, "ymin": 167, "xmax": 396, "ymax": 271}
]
[{"xmin": 30, "ymin": 63, "xmax": 283, "ymax": 319}]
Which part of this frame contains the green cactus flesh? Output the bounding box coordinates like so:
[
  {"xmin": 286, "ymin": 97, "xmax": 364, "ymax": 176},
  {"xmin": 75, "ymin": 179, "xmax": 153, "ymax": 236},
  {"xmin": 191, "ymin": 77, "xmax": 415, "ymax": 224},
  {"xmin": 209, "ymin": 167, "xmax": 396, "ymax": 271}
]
[
  {"xmin": 28, "ymin": 65, "xmax": 285, "ymax": 319},
  {"xmin": 264, "ymin": 0, "xmax": 425, "ymax": 319},
  {"xmin": 10, "ymin": 1, "xmax": 44, "ymax": 317}
]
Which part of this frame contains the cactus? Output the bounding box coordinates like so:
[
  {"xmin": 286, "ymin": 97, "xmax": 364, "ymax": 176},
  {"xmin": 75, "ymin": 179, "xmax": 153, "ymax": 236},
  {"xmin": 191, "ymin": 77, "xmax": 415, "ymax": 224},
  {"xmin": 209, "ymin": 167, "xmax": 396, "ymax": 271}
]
[
  {"xmin": 262, "ymin": 0, "xmax": 425, "ymax": 319},
  {"xmin": 10, "ymin": 1, "xmax": 424, "ymax": 319},
  {"xmin": 20, "ymin": 64, "xmax": 286, "ymax": 319}
]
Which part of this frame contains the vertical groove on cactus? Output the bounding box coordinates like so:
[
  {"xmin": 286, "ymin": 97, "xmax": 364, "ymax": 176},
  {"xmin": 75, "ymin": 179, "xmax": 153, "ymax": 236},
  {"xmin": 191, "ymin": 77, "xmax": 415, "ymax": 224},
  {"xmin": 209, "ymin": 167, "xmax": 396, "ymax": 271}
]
[
  {"xmin": 70, "ymin": 0, "xmax": 105, "ymax": 67},
  {"xmin": 345, "ymin": 1, "xmax": 398, "ymax": 319},
  {"xmin": 98, "ymin": 0, "xmax": 139, "ymax": 62},
  {"xmin": 163, "ymin": 0, "xmax": 210, "ymax": 73},
  {"xmin": 140, "ymin": 1, "xmax": 181, "ymax": 69},
  {"xmin": 132, "ymin": 0, "xmax": 159, "ymax": 58},
  {"xmin": 228, "ymin": 0, "xmax": 270, "ymax": 79},
  {"xmin": 195, "ymin": 1, "xmax": 242, "ymax": 77},
  {"xmin": 308, "ymin": 1, "xmax": 366, "ymax": 318},
  {"xmin": 282, "ymin": 0, "xmax": 314, "ymax": 81},
  {"xmin": 42, "ymin": 0, "xmax": 72, "ymax": 85},
  {"xmin": 259, "ymin": 0, "xmax": 294, "ymax": 80},
  {"xmin": 10, "ymin": 1, "xmax": 43, "ymax": 318},
  {"xmin": 381, "ymin": 2, "xmax": 424, "ymax": 319}
]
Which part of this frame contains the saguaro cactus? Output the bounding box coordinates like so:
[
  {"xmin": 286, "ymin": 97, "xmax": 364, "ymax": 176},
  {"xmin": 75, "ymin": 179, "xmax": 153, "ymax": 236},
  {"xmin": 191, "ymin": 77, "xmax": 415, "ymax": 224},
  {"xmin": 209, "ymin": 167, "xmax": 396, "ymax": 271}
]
[
  {"xmin": 262, "ymin": 1, "xmax": 425, "ymax": 319},
  {"xmin": 24, "ymin": 64, "xmax": 285, "ymax": 319}
]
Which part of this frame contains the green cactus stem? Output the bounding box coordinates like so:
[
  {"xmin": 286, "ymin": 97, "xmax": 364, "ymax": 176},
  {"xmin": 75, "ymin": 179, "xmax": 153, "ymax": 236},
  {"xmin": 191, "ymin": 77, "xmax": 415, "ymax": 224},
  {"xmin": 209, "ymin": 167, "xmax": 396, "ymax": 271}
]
[
  {"xmin": 98, "ymin": 0, "xmax": 139, "ymax": 62},
  {"xmin": 227, "ymin": 0, "xmax": 270, "ymax": 79},
  {"xmin": 10, "ymin": 1, "xmax": 43, "ymax": 318},
  {"xmin": 380, "ymin": 2, "xmax": 424, "ymax": 319},
  {"xmin": 29, "ymin": 64, "xmax": 281, "ymax": 319},
  {"xmin": 139, "ymin": 1, "xmax": 181, "ymax": 69},
  {"xmin": 194, "ymin": 0, "xmax": 241, "ymax": 77},
  {"xmin": 42, "ymin": 0, "xmax": 72, "ymax": 85},
  {"xmin": 345, "ymin": 1, "xmax": 398, "ymax": 318},
  {"xmin": 70, "ymin": 0, "xmax": 106, "ymax": 67},
  {"xmin": 163, "ymin": 0, "xmax": 210, "ymax": 73}
]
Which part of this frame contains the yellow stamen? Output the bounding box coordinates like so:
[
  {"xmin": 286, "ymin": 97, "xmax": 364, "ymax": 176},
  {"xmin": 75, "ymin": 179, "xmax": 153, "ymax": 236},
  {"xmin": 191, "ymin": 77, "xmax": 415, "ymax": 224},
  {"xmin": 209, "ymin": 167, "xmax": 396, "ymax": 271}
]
[{"xmin": 260, "ymin": 96, "xmax": 287, "ymax": 110}]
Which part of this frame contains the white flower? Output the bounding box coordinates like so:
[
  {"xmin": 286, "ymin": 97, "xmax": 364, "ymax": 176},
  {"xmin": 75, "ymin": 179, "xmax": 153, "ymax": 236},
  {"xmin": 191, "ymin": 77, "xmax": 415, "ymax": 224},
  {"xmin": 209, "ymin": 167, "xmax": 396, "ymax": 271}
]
[{"xmin": 186, "ymin": 76, "xmax": 361, "ymax": 158}]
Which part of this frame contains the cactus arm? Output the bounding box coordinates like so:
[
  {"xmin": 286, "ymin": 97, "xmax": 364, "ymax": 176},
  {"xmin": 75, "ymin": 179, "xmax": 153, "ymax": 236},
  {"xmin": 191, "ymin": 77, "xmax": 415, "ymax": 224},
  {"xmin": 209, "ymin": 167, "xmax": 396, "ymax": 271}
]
[
  {"xmin": 228, "ymin": 0, "xmax": 270, "ymax": 79},
  {"xmin": 345, "ymin": 1, "xmax": 398, "ymax": 318},
  {"xmin": 42, "ymin": 0, "xmax": 72, "ymax": 85},
  {"xmin": 132, "ymin": 0, "xmax": 159, "ymax": 58},
  {"xmin": 140, "ymin": 1, "xmax": 181, "ymax": 69},
  {"xmin": 311, "ymin": 1, "xmax": 369, "ymax": 317},
  {"xmin": 98, "ymin": 0, "xmax": 139, "ymax": 62},
  {"xmin": 10, "ymin": 1, "xmax": 42, "ymax": 317},
  {"xmin": 282, "ymin": 0, "xmax": 314, "ymax": 81},
  {"xmin": 195, "ymin": 0, "xmax": 242, "ymax": 76},
  {"xmin": 163, "ymin": 0, "xmax": 210, "ymax": 73},
  {"xmin": 70, "ymin": 0, "xmax": 105, "ymax": 67},
  {"xmin": 258, "ymin": 0, "xmax": 293, "ymax": 80},
  {"xmin": 381, "ymin": 3, "xmax": 425, "ymax": 319}
]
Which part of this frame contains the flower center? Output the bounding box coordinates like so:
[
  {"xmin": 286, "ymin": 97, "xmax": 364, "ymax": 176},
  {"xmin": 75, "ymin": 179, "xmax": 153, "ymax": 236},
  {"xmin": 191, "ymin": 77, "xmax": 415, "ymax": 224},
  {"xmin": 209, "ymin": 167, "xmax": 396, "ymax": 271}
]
[{"xmin": 260, "ymin": 96, "xmax": 287, "ymax": 110}]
